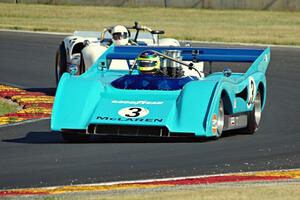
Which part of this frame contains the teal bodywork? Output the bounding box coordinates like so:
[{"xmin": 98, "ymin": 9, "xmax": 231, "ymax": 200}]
[{"xmin": 51, "ymin": 46, "xmax": 270, "ymax": 137}]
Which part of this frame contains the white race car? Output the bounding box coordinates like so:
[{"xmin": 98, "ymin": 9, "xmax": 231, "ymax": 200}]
[{"xmin": 55, "ymin": 22, "xmax": 181, "ymax": 84}]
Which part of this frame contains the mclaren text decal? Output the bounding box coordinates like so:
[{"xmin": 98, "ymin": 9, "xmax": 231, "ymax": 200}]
[
  {"xmin": 96, "ymin": 116, "xmax": 163, "ymax": 123},
  {"xmin": 96, "ymin": 106, "xmax": 163, "ymax": 122}
]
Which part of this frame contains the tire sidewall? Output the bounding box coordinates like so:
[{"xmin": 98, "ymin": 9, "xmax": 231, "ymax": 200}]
[
  {"xmin": 246, "ymin": 90, "xmax": 262, "ymax": 134},
  {"xmin": 55, "ymin": 43, "xmax": 67, "ymax": 85}
]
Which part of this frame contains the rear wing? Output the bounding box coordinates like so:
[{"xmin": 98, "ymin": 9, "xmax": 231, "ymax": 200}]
[{"xmin": 99, "ymin": 46, "xmax": 270, "ymax": 74}]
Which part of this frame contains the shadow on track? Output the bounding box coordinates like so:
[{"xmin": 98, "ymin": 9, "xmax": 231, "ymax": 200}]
[{"xmin": 2, "ymin": 131, "xmax": 227, "ymax": 144}]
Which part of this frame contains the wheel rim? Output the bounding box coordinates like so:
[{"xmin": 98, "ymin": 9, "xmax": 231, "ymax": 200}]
[
  {"xmin": 217, "ymin": 99, "xmax": 224, "ymax": 137},
  {"xmin": 254, "ymin": 91, "xmax": 262, "ymax": 126}
]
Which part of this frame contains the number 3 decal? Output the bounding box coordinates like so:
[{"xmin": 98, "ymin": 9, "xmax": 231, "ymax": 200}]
[
  {"xmin": 247, "ymin": 77, "xmax": 256, "ymax": 108},
  {"xmin": 118, "ymin": 107, "xmax": 149, "ymax": 118},
  {"xmin": 125, "ymin": 107, "xmax": 142, "ymax": 118}
]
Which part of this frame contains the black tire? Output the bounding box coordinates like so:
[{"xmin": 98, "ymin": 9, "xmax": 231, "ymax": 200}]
[
  {"xmin": 55, "ymin": 43, "xmax": 67, "ymax": 85},
  {"xmin": 242, "ymin": 90, "xmax": 262, "ymax": 134},
  {"xmin": 213, "ymin": 98, "xmax": 225, "ymax": 140},
  {"xmin": 79, "ymin": 52, "xmax": 86, "ymax": 74},
  {"xmin": 61, "ymin": 133, "xmax": 90, "ymax": 142}
]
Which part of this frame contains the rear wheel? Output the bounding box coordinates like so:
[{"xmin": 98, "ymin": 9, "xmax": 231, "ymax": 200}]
[
  {"xmin": 55, "ymin": 43, "xmax": 67, "ymax": 85},
  {"xmin": 243, "ymin": 90, "xmax": 262, "ymax": 134},
  {"xmin": 214, "ymin": 98, "xmax": 225, "ymax": 139},
  {"xmin": 79, "ymin": 52, "xmax": 86, "ymax": 74}
]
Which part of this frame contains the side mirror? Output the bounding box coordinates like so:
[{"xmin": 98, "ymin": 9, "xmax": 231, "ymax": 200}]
[
  {"xmin": 223, "ymin": 68, "xmax": 232, "ymax": 77},
  {"xmin": 98, "ymin": 61, "xmax": 106, "ymax": 71}
]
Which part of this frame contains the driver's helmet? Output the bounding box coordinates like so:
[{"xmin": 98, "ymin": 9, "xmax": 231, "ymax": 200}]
[
  {"xmin": 111, "ymin": 25, "xmax": 129, "ymax": 45},
  {"xmin": 137, "ymin": 51, "xmax": 160, "ymax": 74}
]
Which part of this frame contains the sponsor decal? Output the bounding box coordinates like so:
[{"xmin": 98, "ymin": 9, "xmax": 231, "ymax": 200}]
[
  {"xmin": 230, "ymin": 117, "xmax": 235, "ymax": 126},
  {"xmin": 112, "ymin": 100, "xmax": 164, "ymax": 105},
  {"xmin": 212, "ymin": 113, "xmax": 217, "ymax": 134},
  {"xmin": 96, "ymin": 116, "xmax": 163, "ymax": 123},
  {"xmin": 247, "ymin": 76, "xmax": 256, "ymax": 109}
]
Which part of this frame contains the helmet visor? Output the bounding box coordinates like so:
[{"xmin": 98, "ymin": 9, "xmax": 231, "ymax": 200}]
[
  {"xmin": 137, "ymin": 60, "xmax": 158, "ymax": 68},
  {"xmin": 112, "ymin": 32, "xmax": 128, "ymax": 40}
]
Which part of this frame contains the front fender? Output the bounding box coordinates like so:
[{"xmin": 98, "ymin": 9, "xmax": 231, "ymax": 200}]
[
  {"xmin": 173, "ymin": 80, "xmax": 218, "ymax": 136},
  {"xmin": 63, "ymin": 35, "xmax": 99, "ymax": 62},
  {"xmin": 82, "ymin": 44, "xmax": 108, "ymax": 70},
  {"xmin": 51, "ymin": 75, "xmax": 102, "ymax": 131}
]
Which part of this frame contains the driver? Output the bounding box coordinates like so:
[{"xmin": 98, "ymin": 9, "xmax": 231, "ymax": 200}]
[
  {"xmin": 111, "ymin": 25, "xmax": 129, "ymax": 45},
  {"xmin": 136, "ymin": 51, "xmax": 161, "ymax": 75}
]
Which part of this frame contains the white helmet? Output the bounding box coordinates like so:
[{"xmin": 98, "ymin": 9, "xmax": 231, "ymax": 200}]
[{"xmin": 111, "ymin": 25, "xmax": 129, "ymax": 45}]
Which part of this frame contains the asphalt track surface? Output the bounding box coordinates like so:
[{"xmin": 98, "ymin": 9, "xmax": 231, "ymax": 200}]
[{"xmin": 0, "ymin": 31, "xmax": 299, "ymax": 189}]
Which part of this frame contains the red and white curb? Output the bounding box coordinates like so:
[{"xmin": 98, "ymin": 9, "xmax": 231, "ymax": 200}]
[{"xmin": 1, "ymin": 168, "xmax": 299, "ymax": 196}]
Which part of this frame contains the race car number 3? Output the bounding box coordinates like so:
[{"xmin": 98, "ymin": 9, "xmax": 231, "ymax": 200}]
[
  {"xmin": 118, "ymin": 107, "xmax": 149, "ymax": 118},
  {"xmin": 247, "ymin": 76, "xmax": 256, "ymax": 108}
]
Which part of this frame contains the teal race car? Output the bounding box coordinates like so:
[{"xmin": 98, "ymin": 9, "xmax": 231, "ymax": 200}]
[{"xmin": 51, "ymin": 45, "xmax": 270, "ymax": 140}]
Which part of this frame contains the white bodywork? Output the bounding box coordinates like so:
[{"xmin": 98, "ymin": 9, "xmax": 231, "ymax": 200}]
[
  {"xmin": 62, "ymin": 31, "xmax": 102, "ymax": 66},
  {"xmin": 81, "ymin": 45, "xmax": 107, "ymax": 69},
  {"xmin": 62, "ymin": 30, "xmax": 203, "ymax": 78},
  {"xmin": 63, "ymin": 31, "xmax": 180, "ymax": 69},
  {"xmin": 181, "ymin": 62, "xmax": 205, "ymax": 78},
  {"xmin": 81, "ymin": 38, "xmax": 181, "ymax": 71}
]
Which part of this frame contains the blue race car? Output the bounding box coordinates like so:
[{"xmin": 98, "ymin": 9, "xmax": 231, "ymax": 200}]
[{"xmin": 51, "ymin": 45, "xmax": 270, "ymax": 140}]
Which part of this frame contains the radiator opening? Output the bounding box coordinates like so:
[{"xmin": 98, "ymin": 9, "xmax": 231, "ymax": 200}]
[{"xmin": 88, "ymin": 124, "xmax": 194, "ymax": 137}]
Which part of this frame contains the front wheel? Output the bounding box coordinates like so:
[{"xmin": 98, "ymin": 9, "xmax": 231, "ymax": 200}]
[{"xmin": 55, "ymin": 43, "xmax": 67, "ymax": 85}]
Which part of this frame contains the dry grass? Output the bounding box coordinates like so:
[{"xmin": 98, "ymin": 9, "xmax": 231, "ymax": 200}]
[
  {"xmin": 1, "ymin": 3, "xmax": 300, "ymax": 45},
  {"xmin": 38, "ymin": 183, "xmax": 300, "ymax": 200}
]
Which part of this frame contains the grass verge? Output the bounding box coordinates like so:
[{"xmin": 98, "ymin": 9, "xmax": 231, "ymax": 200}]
[
  {"xmin": 0, "ymin": 98, "xmax": 18, "ymax": 116},
  {"xmin": 1, "ymin": 3, "xmax": 300, "ymax": 45},
  {"xmin": 27, "ymin": 182, "xmax": 300, "ymax": 200}
]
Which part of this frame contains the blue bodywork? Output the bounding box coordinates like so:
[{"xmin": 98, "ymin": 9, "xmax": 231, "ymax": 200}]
[{"xmin": 51, "ymin": 45, "xmax": 270, "ymax": 137}]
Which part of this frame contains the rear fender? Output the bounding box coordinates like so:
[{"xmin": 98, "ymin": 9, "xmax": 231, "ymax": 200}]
[{"xmin": 258, "ymin": 80, "xmax": 267, "ymax": 110}]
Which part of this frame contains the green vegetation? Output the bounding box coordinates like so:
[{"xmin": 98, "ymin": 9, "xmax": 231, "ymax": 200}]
[
  {"xmin": 1, "ymin": 3, "xmax": 300, "ymax": 45},
  {"xmin": 0, "ymin": 98, "xmax": 18, "ymax": 116}
]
